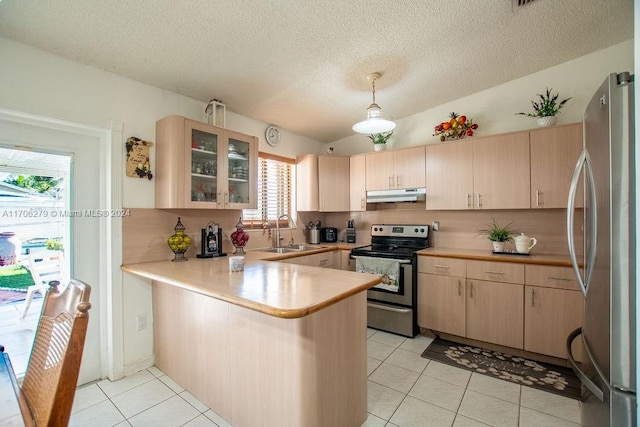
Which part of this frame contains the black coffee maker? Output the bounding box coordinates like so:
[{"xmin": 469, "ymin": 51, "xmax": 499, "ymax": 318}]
[{"xmin": 197, "ymin": 222, "xmax": 227, "ymax": 258}]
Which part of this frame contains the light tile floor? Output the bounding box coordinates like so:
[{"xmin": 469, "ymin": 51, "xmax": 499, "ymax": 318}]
[{"xmin": 66, "ymin": 328, "xmax": 581, "ymax": 427}]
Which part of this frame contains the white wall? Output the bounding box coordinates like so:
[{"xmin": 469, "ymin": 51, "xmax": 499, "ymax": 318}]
[{"xmin": 332, "ymin": 39, "xmax": 635, "ymax": 156}]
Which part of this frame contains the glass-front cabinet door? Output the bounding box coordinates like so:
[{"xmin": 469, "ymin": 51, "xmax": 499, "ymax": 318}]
[
  {"xmin": 224, "ymin": 130, "xmax": 257, "ymax": 209},
  {"xmin": 156, "ymin": 116, "xmax": 257, "ymax": 209},
  {"xmin": 183, "ymin": 120, "xmax": 257, "ymax": 209}
]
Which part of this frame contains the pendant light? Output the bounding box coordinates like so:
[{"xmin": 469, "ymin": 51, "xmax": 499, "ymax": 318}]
[{"xmin": 352, "ymin": 72, "xmax": 396, "ymax": 134}]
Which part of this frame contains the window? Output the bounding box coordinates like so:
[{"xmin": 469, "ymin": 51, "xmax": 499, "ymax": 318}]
[{"xmin": 243, "ymin": 153, "xmax": 295, "ymax": 229}]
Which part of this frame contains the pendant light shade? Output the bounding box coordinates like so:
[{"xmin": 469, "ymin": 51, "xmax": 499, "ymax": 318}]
[{"xmin": 352, "ymin": 72, "xmax": 396, "ymax": 134}]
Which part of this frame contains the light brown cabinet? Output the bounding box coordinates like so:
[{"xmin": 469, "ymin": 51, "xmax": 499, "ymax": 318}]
[
  {"xmin": 418, "ymin": 257, "xmax": 467, "ymax": 337},
  {"xmin": 283, "ymin": 251, "xmax": 337, "ymax": 268},
  {"xmin": 425, "ymin": 131, "xmax": 530, "ymax": 210},
  {"xmin": 296, "ymin": 154, "xmax": 350, "ymax": 212},
  {"xmin": 318, "ymin": 156, "xmax": 350, "ymax": 211},
  {"xmin": 365, "ymin": 146, "xmax": 425, "ymax": 191},
  {"xmin": 472, "ymin": 132, "xmax": 531, "ymax": 209},
  {"xmin": 425, "ymin": 139, "xmax": 474, "ymax": 210},
  {"xmin": 524, "ymin": 265, "xmax": 584, "ymax": 360},
  {"xmin": 529, "ymin": 123, "xmax": 583, "ymax": 208},
  {"xmin": 466, "ymin": 278, "xmax": 524, "ymax": 349},
  {"xmin": 349, "ymin": 155, "xmax": 367, "ymax": 211},
  {"xmin": 155, "ymin": 115, "xmax": 258, "ymax": 209}
]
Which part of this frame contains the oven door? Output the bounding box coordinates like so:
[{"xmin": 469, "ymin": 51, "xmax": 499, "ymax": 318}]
[{"xmin": 352, "ymin": 255, "xmax": 413, "ymax": 306}]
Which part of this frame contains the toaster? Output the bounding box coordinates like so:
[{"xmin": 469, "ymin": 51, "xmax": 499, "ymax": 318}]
[{"xmin": 319, "ymin": 227, "xmax": 338, "ymax": 243}]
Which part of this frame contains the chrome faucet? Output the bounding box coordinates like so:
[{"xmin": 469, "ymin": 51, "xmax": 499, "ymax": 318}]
[{"xmin": 274, "ymin": 214, "xmax": 296, "ymax": 248}]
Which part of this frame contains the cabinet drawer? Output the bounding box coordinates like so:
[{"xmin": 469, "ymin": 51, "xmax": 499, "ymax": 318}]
[
  {"xmin": 525, "ymin": 265, "xmax": 581, "ymax": 291},
  {"xmin": 418, "ymin": 256, "xmax": 466, "ymax": 277},
  {"xmin": 466, "ymin": 260, "xmax": 524, "ymax": 284}
]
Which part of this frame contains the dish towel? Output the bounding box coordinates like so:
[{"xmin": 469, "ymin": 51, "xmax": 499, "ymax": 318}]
[{"xmin": 355, "ymin": 256, "xmax": 400, "ymax": 292}]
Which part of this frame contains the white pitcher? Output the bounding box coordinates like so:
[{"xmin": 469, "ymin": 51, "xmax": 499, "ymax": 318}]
[{"xmin": 514, "ymin": 233, "xmax": 537, "ymax": 254}]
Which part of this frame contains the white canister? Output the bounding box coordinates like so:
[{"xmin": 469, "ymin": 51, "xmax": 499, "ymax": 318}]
[{"xmin": 229, "ymin": 256, "xmax": 244, "ymax": 272}]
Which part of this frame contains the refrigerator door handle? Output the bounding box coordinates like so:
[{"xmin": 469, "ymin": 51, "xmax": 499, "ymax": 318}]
[
  {"xmin": 567, "ymin": 327, "xmax": 605, "ymax": 402},
  {"xmin": 566, "ymin": 149, "xmax": 597, "ymax": 297}
]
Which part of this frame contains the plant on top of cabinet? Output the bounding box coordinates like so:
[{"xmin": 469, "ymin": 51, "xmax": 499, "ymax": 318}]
[
  {"xmin": 368, "ymin": 131, "xmax": 393, "ymax": 151},
  {"xmin": 516, "ymin": 87, "xmax": 572, "ymax": 127},
  {"xmin": 433, "ymin": 112, "xmax": 479, "ymax": 141}
]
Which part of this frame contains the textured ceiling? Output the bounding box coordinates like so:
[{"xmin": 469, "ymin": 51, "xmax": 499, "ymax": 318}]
[{"xmin": 0, "ymin": 0, "xmax": 633, "ymax": 142}]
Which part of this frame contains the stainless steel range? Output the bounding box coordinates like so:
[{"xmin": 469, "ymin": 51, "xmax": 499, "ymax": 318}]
[{"xmin": 350, "ymin": 224, "xmax": 429, "ymax": 337}]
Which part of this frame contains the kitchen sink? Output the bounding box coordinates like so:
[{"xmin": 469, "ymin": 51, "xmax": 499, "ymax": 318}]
[{"xmin": 254, "ymin": 245, "xmax": 326, "ymax": 253}]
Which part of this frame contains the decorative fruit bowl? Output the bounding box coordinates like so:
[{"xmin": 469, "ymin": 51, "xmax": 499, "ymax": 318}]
[
  {"xmin": 433, "ymin": 112, "xmax": 479, "ymax": 141},
  {"xmin": 230, "ymin": 217, "xmax": 249, "ymax": 255},
  {"xmin": 167, "ymin": 217, "xmax": 192, "ymax": 262}
]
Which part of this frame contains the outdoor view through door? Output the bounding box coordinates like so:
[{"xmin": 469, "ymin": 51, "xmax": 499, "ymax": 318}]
[{"xmin": 0, "ymin": 147, "xmax": 71, "ymax": 375}]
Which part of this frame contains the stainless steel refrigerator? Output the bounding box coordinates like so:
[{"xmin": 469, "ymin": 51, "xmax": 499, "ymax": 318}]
[{"xmin": 566, "ymin": 72, "xmax": 636, "ymax": 426}]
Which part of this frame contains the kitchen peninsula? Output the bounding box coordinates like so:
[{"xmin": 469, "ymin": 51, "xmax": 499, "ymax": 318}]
[{"xmin": 122, "ymin": 252, "xmax": 381, "ymax": 427}]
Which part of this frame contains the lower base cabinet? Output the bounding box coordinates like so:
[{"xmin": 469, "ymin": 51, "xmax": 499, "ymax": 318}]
[
  {"xmin": 418, "ymin": 256, "xmax": 582, "ymax": 361},
  {"xmin": 466, "ymin": 279, "xmax": 524, "ymax": 349},
  {"xmin": 417, "ymin": 274, "xmax": 465, "ymax": 336},
  {"xmin": 283, "ymin": 251, "xmax": 336, "ymax": 268}
]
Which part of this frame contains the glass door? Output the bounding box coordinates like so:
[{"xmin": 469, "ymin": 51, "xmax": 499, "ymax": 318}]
[
  {"xmin": 223, "ymin": 130, "xmax": 257, "ymax": 209},
  {"xmin": 185, "ymin": 121, "xmax": 222, "ymax": 209}
]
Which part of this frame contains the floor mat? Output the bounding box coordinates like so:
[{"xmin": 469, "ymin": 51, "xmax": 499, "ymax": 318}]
[{"xmin": 421, "ymin": 338, "xmax": 581, "ymax": 400}]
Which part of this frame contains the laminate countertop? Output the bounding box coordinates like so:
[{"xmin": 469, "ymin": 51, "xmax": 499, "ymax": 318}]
[
  {"xmin": 122, "ymin": 250, "xmax": 380, "ymax": 319},
  {"xmin": 417, "ymin": 247, "xmax": 574, "ymax": 267}
]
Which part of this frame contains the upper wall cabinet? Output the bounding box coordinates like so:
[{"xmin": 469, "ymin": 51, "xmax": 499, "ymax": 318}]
[
  {"xmin": 350, "ymin": 155, "xmax": 367, "ymax": 212},
  {"xmin": 296, "ymin": 154, "xmax": 350, "ymax": 212},
  {"xmin": 472, "ymin": 132, "xmax": 531, "ymax": 209},
  {"xmin": 425, "ymin": 139, "xmax": 474, "ymax": 210},
  {"xmin": 529, "ymin": 123, "xmax": 583, "ymax": 209},
  {"xmin": 365, "ymin": 146, "xmax": 426, "ymax": 191},
  {"xmin": 155, "ymin": 115, "xmax": 258, "ymax": 209},
  {"xmin": 425, "ymin": 132, "xmax": 530, "ymax": 210}
]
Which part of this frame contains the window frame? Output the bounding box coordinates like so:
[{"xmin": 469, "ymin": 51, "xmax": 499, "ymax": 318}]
[{"xmin": 243, "ymin": 152, "xmax": 295, "ymax": 230}]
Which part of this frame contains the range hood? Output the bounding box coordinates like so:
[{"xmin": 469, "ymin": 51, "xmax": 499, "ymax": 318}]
[{"xmin": 366, "ymin": 188, "xmax": 426, "ymax": 203}]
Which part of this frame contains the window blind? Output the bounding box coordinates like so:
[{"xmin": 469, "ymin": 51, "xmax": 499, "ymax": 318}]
[{"xmin": 243, "ymin": 154, "xmax": 293, "ymax": 229}]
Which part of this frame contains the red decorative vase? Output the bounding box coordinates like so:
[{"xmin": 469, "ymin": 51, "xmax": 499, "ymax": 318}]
[{"xmin": 230, "ymin": 217, "xmax": 249, "ymax": 255}]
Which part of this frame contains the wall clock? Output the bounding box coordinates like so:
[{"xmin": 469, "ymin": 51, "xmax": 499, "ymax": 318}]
[{"xmin": 265, "ymin": 125, "xmax": 281, "ymax": 147}]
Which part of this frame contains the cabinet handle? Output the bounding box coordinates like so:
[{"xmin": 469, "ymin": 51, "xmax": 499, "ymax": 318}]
[
  {"xmin": 485, "ymin": 270, "xmax": 505, "ymax": 275},
  {"xmin": 396, "ymin": 175, "xmax": 400, "ymax": 188},
  {"xmin": 531, "ymin": 288, "xmax": 536, "ymax": 307},
  {"xmin": 224, "ymin": 192, "xmax": 229, "ymax": 206},
  {"xmin": 217, "ymin": 192, "xmax": 222, "ymax": 208},
  {"xmin": 467, "ymin": 193, "xmax": 472, "ymax": 208},
  {"xmin": 361, "ymin": 197, "xmax": 365, "ymax": 209},
  {"xmin": 548, "ymin": 276, "xmax": 573, "ymax": 282},
  {"xmin": 469, "ymin": 282, "xmax": 474, "ymax": 298},
  {"xmin": 319, "ymin": 259, "xmax": 329, "ymax": 266},
  {"xmin": 478, "ymin": 193, "xmax": 483, "ymax": 208},
  {"xmin": 388, "ymin": 176, "xmax": 393, "ymax": 188},
  {"xmin": 322, "ymin": 197, "xmax": 325, "ymax": 210},
  {"xmin": 432, "ymin": 265, "xmax": 450, "ymax": 269},
  {"xmin": 458, "ymin": 280, "xmax": 462, "ymax": 296},
  {"xmin": 536, "ymin": 190, "xmax": 542, "ymax": 207}
]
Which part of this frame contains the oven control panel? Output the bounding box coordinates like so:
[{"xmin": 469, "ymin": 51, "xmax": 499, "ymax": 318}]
[{"xmin": 371, "ymin": 224, "xmax": 429, "ymax": 238}]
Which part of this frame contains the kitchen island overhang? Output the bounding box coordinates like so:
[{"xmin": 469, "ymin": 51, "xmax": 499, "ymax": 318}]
[{"xmin": 122, "ymin": 256, "xmax": 381, "ymax": 427}]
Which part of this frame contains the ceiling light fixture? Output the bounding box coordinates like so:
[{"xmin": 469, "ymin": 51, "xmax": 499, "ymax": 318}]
[{"xmin": 352, "ymin": 72, "xmax": 396, "ymax": 135}]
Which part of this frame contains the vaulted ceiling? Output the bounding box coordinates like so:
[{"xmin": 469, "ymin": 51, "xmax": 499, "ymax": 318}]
[{"xmin": 0, "ymin": 0, "xmax": 633, "ymax": 142}]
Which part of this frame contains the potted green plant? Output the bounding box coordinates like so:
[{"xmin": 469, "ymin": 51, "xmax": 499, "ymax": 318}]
[
  {"xmin": 368, "ymin": 131, "xmax": 393, "ymax": 151},
  {"xmin": 478, "ymin": 218, "xmax": 516, "ymax": 252},
  {"xmin": 516, "ymin": 87, "xmax": 572, "ymax": 127}
]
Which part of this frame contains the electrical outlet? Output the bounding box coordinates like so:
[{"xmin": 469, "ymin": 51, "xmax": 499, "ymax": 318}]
[
  {"xmin": 432, "ymin": 221, "xmax": 440, "ymax": 232},
  {"xmin": 136, "ymin": 314, "xmax": 147, "ymax": 331}
]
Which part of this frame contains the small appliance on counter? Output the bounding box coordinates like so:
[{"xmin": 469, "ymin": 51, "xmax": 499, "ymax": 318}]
[
  {"xmin": 346, "ymin": 219, "xmax": 356, "ymax": 243},
  {"xmin": 306, "ymin": 221, "xmax": 321, "ymax": 244},
  {"xmin": 197, "ymin": 222, "xmax": 227, "ymax": 258},
  {"xmin": 320, "ymin": 227, "xmax": 337, "ymax": 243}
]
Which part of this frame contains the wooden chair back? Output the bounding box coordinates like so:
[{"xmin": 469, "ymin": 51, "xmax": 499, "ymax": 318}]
[{"xmin": 20, "ymin": 279, "xmax": 91, "ymax": 426}]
